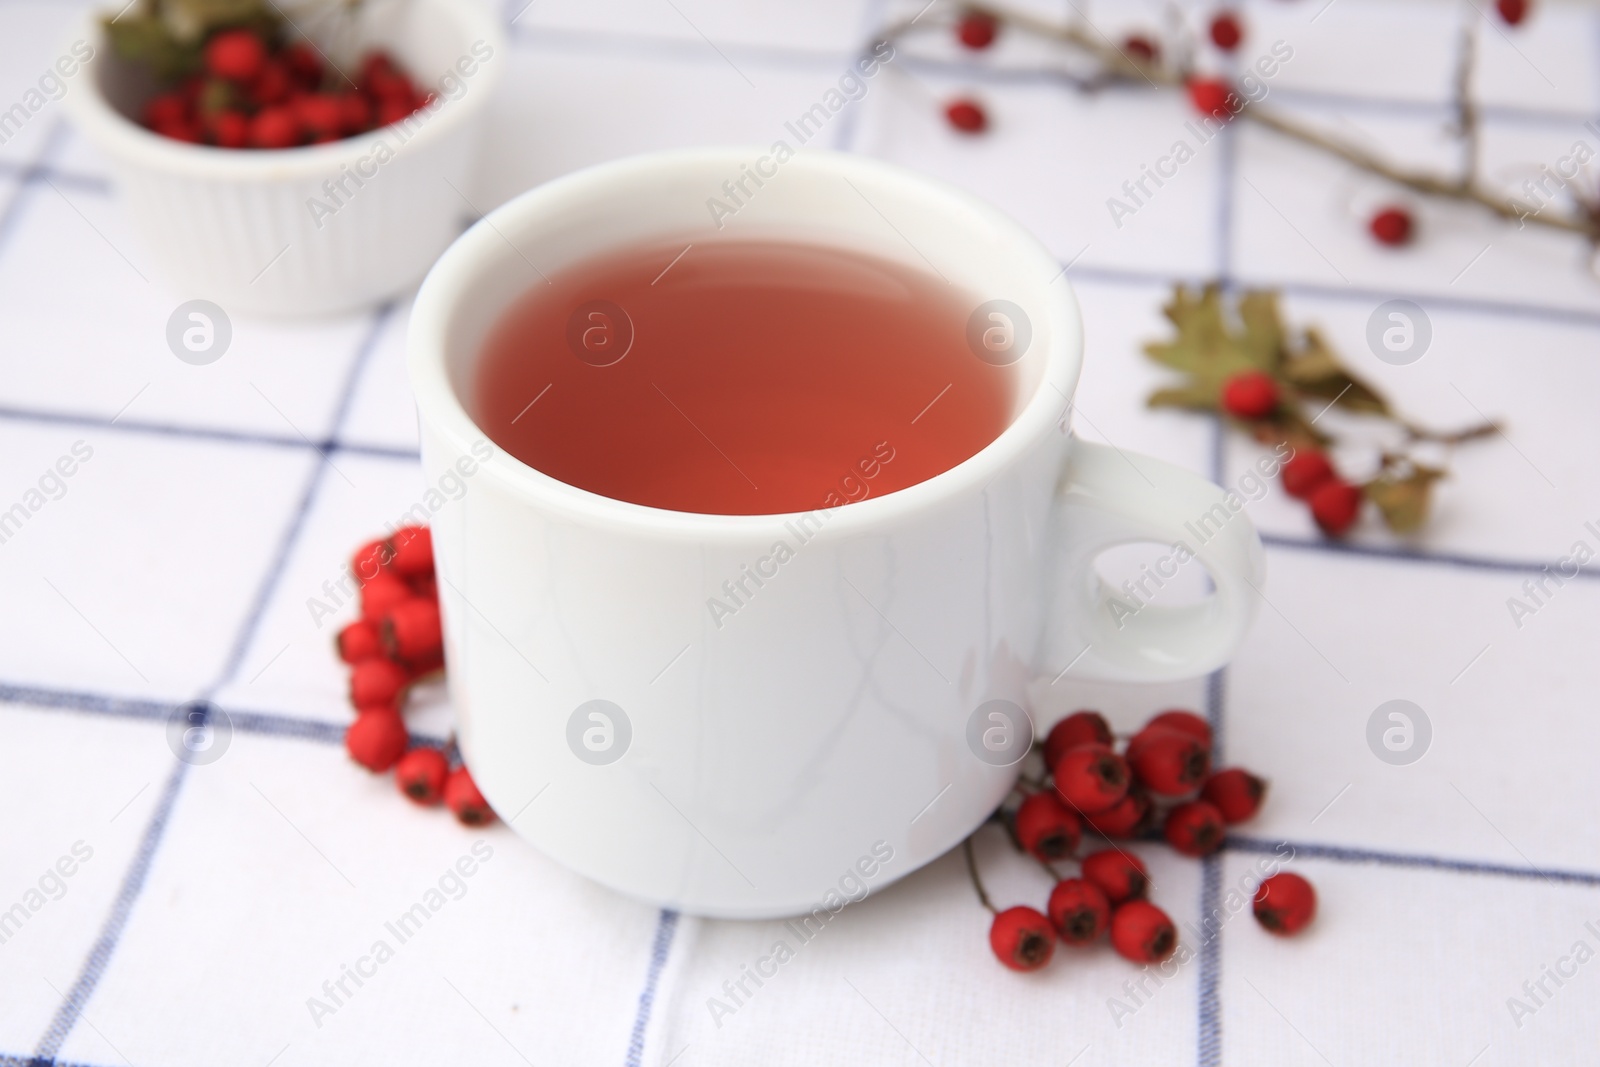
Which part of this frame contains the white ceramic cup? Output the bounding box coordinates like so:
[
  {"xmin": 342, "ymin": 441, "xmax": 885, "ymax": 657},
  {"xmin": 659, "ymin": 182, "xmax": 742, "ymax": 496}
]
[{"xmin": 408, "ymin": 148, "xmax": 1265, "ymax": 919}]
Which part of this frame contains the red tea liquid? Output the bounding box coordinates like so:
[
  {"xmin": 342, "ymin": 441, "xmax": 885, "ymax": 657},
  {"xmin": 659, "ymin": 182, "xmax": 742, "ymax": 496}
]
[{"xmin": 471, "ymin": 239, "xmax": 1016, "ymax": 515}]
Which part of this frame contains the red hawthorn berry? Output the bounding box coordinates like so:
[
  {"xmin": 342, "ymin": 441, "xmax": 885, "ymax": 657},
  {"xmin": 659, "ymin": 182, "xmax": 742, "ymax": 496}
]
[
  {"xmin": 1209, "ymin": 11, "xmax": 1243, "ymax": 51},
  {"xmin": 1111, "ymin": 900, "xmax": 1177, "ymax": 963},
  {"xmin": 1369, "ymin": 206, "xmax": 1413, "ymax": 246},
  {"xmin": 1128, "ymin": 728, "xmax": 1210, "ymax": 797},
  {"xmin": 340, "ymin": 92, "xmax": 373, "ymax": 135},
  {"xmin": 345, "ymin": 707, "xmax": 408, "ymax": 771},
  {"xmin": 144, "ymin": 93, "xmax": 189, "ymax": 129},
  {"xmin": 376, "ymin": 95, "xmax": 420, "ymax": 127},
  {"xmin": 396, "ymin": 747, "xmax": 448, "ymax": 805},
  {"xmin": 250, "ymin": 59, "xmax": 293, "ymax": 106},
  {"xmin": 247, "ymin": 106, "xmax": 301, "ymax": 149},
  {"xmin": 1496, "ymin": 0, "xmax": 1529, "ymax": 27},
  {"xmin": 444, "ymin": 766, "xmax": 495, "ymax": 825},
  {"xmin": 1122, "ymin": 34, "xmax": 1159, "ymax": 65},
  {"xmin": 989, "ymin": 906, "xmax": 1056, "ymax": 971},
  {"xmin": 154, "ymin": 117, "xmax": 204, "ymax": 143},
  {"xmin": 1309, "ymin": 479, "xmax": 1363, "ymax": 537},
  {"xmin": 945, "ymin": 98, "xmax": 987, "ymax": 134},
  {"xmin": 405, "ymin": 650, "xmax": 446, "ymax": 681},
  {"xmin": 1014, "ymin": 791, "xmax": 1082, "ymax": 861},
  {"xmin": 282, "ymin": 40, "xmax": 324, "ymax": 86},
  {"xmin": 350, "ymin": 657, "xmax": 409, "ymax": 708},
  {"xmin": 1081, "ymin": 849, "xmax": 1149, "ymax": 904},
  {"xmin": 1187, "ymin": 77, "xmax": 1234, "ymax": 120},
  {"xmin": 1145, "ymin": 709, "xmax": 1212, "ymax": 750},
  {"xmin": 361, "ymin": 51, "xmax": 411, "ymax": 97},
  {"xmin": 407, "ymin": 572, "xmax": 439, "ymax": 601},
  {"xmin": 336, "ymin": 619, "xmax": 383, "ymax": 664},
  {"xmin": 1253, "ymin": 872, "xmax": 1316, "ymax": 935},
  {"xmin": 1047, "ymin": 878, "xmax": 1111, "ymax": 944},
  {"xmin": 360, "ymin": 573, "xmax": 416, "ymax": 622},
  {"xmin": 1201, "ymin": 768, "xmax": 1268, "ymax": 823},
  {"xmin": 294, "ymin": 93, "xmax": 345, "ymax": 141},
  {"xmin": 1083, "ymin": 788, "xmax": 1153, "ymax": 839},
  {"xmin": 388, "ymin": 526, "xmax": 434, "ymax": 579},
  {"xmin": 957, "ymin": 11, "xmax": 998, "ymax": 49},
  {"xmin": 1281, "ymin": 450, "xmax": 1336, "ymax": 500},
  {"xmin": 207, "ymin": 109, "xmax": 249, "ymax": 148},
  {"xmin": 381, "ymin": 598, "xmax": 442, "ymax": 665},
  {"xmin": 1053, "ymin": 744, "xmax": 1131, "ymax": 814},
  {"xmin": 351, "ymin": 537, "xmax": 394, "ymax": 583},
  {"xmin": 1164, "ymin": 800, "xmax": 1226, "ymax": 857},
  {"xmin": 204, "ymin": 29, "xmax": 266, "ymax": 83},
  {"xmin": 1220, "ymin": 370, "xmax": 1280, "ymax": 420},
  {"xmin": 1043, "ymin": 710, "xmax": 1113, "ymax": 768}
]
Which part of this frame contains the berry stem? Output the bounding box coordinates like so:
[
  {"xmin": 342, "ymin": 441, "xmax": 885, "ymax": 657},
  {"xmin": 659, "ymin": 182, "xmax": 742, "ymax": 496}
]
[
  {"xmin": 1398, "ymin": 418, "xmax": 1500, "ymax": 445},
  {"xmin": 963, "ymin": 835, "xmax": 997, "ymax": 913},
  {"xmin": 1033, "ymin": 854, "xmax": 1068, "ymax": 881},
  {"xmin": 1451, "ymin": 22, "xmax": 1480, "ymax": 191}
]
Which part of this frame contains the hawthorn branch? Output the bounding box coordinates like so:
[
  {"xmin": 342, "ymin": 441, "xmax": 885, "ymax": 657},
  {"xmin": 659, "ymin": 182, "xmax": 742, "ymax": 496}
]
[{"xmin": 886, "ymin": 3, "xmax": 1599, "ymax": 242}]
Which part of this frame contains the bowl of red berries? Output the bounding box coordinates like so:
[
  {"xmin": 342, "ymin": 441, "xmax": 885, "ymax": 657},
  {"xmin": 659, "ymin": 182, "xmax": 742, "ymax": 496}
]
[{"xmin": 65, "ymin": 0, "xmax": 505, "ymax": 316}]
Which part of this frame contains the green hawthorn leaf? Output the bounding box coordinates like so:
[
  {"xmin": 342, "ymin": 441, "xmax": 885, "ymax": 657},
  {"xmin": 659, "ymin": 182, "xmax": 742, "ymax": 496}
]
[{"xmin": 1365, "ymin": 465, "xmax": 1445, "ymax": 534}]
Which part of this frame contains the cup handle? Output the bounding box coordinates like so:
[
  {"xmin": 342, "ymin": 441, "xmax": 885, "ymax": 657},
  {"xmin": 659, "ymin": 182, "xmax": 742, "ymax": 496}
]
[{"xmin": 1039, "ymin": 439, "xmax": 1267, "ymax": 683}]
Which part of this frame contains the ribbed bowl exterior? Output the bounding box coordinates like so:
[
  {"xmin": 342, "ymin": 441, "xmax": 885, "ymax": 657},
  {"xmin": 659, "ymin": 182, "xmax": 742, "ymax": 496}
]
[{"xmin": 105, "ymin": 118, "xmax": 484, "ymax": 315}]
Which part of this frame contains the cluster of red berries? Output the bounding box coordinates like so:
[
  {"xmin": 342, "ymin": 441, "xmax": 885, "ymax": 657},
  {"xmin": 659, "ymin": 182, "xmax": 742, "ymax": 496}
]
[
  {"xmin": 334, "ymin": 526, "xmax": 492, "ymax": 826},
  {"xmin": 986, "ymin": 708, "xmax": 1314, "ymax": 972},
  {"xmin": 141, "ymin": 28, "xmax": 430, "ymax": 149},
  {"xmin": 1217, "ymin": 371, "xmax": 1366, "ymax": 537},
  {"xmin": 945, "ymin": 1, "xmax": 1532, "ymax": 141}
]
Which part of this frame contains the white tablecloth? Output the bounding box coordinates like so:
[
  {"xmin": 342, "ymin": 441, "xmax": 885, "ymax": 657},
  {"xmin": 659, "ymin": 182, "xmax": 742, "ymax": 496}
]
[{"xmin": 1, "ymin": 0, "xmax": 1597, "ymax": 1064}]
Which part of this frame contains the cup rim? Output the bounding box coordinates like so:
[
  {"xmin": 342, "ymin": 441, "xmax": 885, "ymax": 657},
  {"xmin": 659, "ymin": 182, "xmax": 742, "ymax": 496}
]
[
  {"xmin": 408, "ymin": 147, "xmax": 1084, "ymax": 542},
  {"xmin": 63, "ymin": 0, "xmax": 505, "ymax": 178}
]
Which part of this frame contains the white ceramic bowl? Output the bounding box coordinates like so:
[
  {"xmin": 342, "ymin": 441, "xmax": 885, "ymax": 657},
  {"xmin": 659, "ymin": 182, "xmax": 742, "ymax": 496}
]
[{"xmin": 65, "ymin": 0, "xmax": 505, "ymax": 316}]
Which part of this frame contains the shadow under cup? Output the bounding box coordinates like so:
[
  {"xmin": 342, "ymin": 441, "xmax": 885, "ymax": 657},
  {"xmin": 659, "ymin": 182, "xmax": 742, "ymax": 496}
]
[{"xmin": 407, "ymin": 149, "xmax": 1082, "ymax": 919}]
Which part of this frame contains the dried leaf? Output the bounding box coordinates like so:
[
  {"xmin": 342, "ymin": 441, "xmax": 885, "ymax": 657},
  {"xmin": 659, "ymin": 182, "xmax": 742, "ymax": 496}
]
[
  {"xmin": 1282, "ymin": 329, "xmax": 1389, "ymax": 416},
  {"xmin": 1147, "ymin": 384, "xmax": 1219, "ymax": 412},
  {"xmin": 1234, "ymin": 290, "xmax": 1284, "ymax": 370},
  {"xmin": 1141, "ymin": 284, "xmax": 1275, "ymax": 391},
  {"xmin": 1365, "ymin": 465, "xmax": 1446, "ymax": 534}
]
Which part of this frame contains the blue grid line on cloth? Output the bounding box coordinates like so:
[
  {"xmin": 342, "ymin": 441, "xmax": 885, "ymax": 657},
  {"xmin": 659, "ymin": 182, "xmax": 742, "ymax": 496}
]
[
  {"xmin": 0, "ymin": 158, "xmax": 105, "ymax": 193},
  {"xmin": 623, "ymin": 909, "xmax": 682, "ymax": 1067},
  {"xmin": 0, "ymin": 402, "xmax": 420, "ymax": 461},
  {"xmin": 0, "ymin": 680, "xmax": 447, "ymax": 750},
  {"xmin": 14, "ymin": 667, "xmax": 1600, "ymax": 886},
  {"xmin": 26, "ymin": 304, "xmax": 394, "ymax": 1061},
  {"xmin": 1226, "ymin": 836, "xmax": 1600, "ymax": 887},
  {"xmin": 504, "ymin": 18, "xmax": 1600, "ymax": 130},
  {"xmin": 1066, "ymin": 261, "xmax": 1600, "ymax": 328},
  {"xmin": 0, "ymin": 118, "xmax": 70, "ymax": 258},
  {"xmin": 1193, "ymin": 100, "xmax": 1240, "ymax": 1067}
]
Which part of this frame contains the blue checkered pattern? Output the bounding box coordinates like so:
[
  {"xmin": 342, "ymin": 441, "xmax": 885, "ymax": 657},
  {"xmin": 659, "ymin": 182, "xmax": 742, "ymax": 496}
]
[{"xmin": 1, "ymin": 0, "xmax": 1598, "ymax": 1063}]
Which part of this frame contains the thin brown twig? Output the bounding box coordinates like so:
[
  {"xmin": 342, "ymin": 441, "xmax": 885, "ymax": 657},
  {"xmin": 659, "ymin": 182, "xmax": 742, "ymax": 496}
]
[
  {"xmin": 897, "ymin": 3, "xmax": 1599, "ymax": 242},
  {"xmin": 1399, "ymin": 418, "xmax": 1500, "ymax": 445},
  {"xmin": 963, "ymin": 836, "xmax": 996, "ymax": 913},
  {"xmin": 1452, "ymin": 20, "xmax": 1480, "ymax": 190}
]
